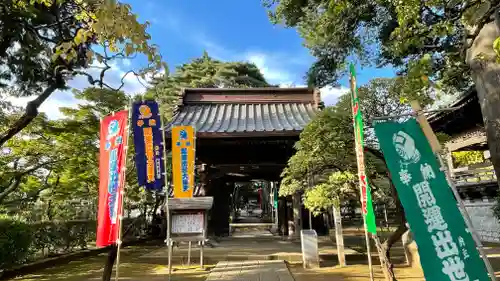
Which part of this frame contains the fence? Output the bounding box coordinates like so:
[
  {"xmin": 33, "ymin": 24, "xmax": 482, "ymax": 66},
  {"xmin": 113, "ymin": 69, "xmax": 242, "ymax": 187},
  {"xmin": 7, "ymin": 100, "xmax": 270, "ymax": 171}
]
[{"xmin": 453, "ymin": 165, "xmax": 497, "ymax": 185}]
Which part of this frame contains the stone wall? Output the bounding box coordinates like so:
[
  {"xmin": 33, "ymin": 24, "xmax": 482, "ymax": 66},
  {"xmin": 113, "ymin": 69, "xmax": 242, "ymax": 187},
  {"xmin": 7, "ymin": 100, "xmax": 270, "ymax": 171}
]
[{"xmin": 463, "ymin": 201, "xmax": 500, "ymax": 243}]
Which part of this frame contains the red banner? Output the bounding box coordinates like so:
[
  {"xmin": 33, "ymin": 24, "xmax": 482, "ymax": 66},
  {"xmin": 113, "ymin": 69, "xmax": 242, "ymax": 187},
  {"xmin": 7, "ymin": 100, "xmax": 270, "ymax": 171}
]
[{"xmin": 96, "ymin": 110, "xmax": 129, "ymax": 248}]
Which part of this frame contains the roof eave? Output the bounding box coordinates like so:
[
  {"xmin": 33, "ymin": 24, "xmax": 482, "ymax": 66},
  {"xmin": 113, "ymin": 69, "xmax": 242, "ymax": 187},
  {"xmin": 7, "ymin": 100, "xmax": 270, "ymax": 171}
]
[{"xmin": 164, "ymin": 130, "xmax": 302, "ymax": 139}]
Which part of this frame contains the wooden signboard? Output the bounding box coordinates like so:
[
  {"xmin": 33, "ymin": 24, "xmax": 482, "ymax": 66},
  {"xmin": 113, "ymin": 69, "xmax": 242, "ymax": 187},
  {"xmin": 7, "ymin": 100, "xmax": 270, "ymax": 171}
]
[{"xmin": 171, "ymin": 213, "xmax": 204, "ymax": 234}]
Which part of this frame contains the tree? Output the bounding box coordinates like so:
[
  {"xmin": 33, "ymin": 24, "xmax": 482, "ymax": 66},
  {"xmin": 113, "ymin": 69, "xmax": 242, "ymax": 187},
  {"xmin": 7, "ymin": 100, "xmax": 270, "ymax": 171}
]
[
  {"xmin": 264, "ymin": 0, "xmax": 500, "ymax": 187},
  {"xmin": 280, "ymin": 78, "xmax": 411, "ymax": 280},
  {"xmin": 0, "ymin": 87, "xmax": 153, "ymax": 279},
  {"xmin": 0, "ymin": 0, "xmax": 164, "ymax": 147},
  {"xmin": 303, "ymin": 171, "xmax": 358, "ymax": 216},
  {"xmin": 146, "ymin": 52, "xmax": 273, "ymax": 121},
  {"xmin": 0, "ymin": 87, "xmax": 144, "ymax": 221},
  {"xmin": 0, "ymin": 113, "xmax": 65, "ymax": 212}
]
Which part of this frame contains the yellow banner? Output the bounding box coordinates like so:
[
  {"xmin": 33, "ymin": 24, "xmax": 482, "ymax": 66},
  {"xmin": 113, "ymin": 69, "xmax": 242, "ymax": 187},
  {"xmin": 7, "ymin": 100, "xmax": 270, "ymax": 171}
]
[{"xmin": 171, "ymin": 125, "xmax": 196, "ymax": 198}]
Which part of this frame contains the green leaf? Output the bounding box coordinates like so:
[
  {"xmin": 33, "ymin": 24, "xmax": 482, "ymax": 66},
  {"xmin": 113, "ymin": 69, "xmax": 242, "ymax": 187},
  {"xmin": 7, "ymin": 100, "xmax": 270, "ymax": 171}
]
[{"xmin": 493, "ymin": 37, "xmax": 500, "ymax": 58}]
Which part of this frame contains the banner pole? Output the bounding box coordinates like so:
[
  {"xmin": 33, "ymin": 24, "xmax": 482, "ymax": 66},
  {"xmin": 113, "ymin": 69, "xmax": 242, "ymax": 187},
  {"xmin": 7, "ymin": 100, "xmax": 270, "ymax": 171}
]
[
  {"xmin": 159, "ymin": 105, "xmax": 172, "ymax": 281},
  {"xmin": 349, "ymin": 65, "xmax": 374, "ymax": 281},
  {"xmin": 410, "ymin": 101, "xmax": 496, "ymax": 281},
  {"xmin": 114, "ymin": 102, "xmax": 133, "ymax": 281}
]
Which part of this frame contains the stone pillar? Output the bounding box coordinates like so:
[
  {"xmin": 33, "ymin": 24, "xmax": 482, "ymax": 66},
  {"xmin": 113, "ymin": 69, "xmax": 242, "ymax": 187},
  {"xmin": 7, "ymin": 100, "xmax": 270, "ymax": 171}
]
[
  {"xmin": 278, "ymin": 197, "xmax": 289, "ymax": 236},
  {"xmin": 292, "ymin": 193, "xmax": 302, "ymax": 236},
  {"xmin": 332, "ymin": 205, "xmax": 346, "ymax": 266}
]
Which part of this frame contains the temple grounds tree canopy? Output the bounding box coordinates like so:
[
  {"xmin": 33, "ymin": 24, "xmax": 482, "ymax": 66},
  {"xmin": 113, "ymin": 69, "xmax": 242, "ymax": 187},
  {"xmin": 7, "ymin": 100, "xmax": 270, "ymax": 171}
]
[
  {"xmin": 0, "ymin": 87, "xmax": 143, "ymax": 220},
  {"xmin": 280, "ymin": 78, "xmax": 411, "ymax": 280},
  {"xmin": 146, "ymin": 52, "xmax": 272, "ymax": 120},
  {"xmin": 264, "ymin": 0, "xmax": 500, "ymax": 186},
  {"xmin": 0, "ymin": 0, "xmax": 164, "ymax": 146}
]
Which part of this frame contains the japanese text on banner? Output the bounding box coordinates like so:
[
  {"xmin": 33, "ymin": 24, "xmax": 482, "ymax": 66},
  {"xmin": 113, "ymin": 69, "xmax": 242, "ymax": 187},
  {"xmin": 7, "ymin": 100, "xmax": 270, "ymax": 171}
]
[
  {"xmin": 132, "ymin": 101, "xmax": 165, "ymax": 191},
  {"xmin": 96, "ymin": 110, "xmax": 129, "ymax": 248},
  {"xmin": 349, "ymin": 63, "xmax": 377, "ymax": 234},
  {"xmin": 374, "ymin": 119, "xmax": 489, "ymax": 281},
  {"xmin": 171, "ymin": 125, "xmax": 195, "ymax": 198}
]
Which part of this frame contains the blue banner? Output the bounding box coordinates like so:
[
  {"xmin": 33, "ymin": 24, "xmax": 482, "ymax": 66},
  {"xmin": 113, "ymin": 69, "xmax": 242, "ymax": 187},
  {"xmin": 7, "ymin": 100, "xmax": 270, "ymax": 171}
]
[{"xmin": 132, "ymin": 100, "xmax": 165, "ymax": 191}]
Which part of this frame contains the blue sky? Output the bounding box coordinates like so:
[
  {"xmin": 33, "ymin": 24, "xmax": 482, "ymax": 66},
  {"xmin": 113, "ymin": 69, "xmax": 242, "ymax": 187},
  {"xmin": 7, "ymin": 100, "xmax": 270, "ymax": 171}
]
[
  {"xmin": 133, "ymin": 0, "xmax": 397, "ymax": 85},
  {"xmin": 12, "ymin": 0, "xmax": 397, "ymax": 119}
]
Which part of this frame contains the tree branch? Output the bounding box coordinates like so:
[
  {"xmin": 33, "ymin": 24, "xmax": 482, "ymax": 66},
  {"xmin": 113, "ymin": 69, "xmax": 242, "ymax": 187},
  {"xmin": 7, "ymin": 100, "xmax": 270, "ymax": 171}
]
[
  {"xmin": 0, "ymin": 159, "xmax": 63, "ymax": 203},
  {"xmin": 3, "ymin": 173, "xmax": 59, "ymax": 206},
  {"xmin": 0, "ymin": 175, "xmax": 22, "ymax": 203},
  {"xmin": 0, "ymin": 76, "xmax": 64, "ymax": 147},
  {"xmin": 71, "ymin": 68, "xmax": 146, "ymax": 92}
]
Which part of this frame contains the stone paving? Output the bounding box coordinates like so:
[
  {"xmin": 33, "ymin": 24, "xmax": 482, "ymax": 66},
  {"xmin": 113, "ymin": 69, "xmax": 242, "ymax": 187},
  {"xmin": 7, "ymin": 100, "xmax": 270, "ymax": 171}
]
[
  {"xmin": 141, "ymin": 234, "xmax": 360, "ymax": 265},
  {"xmin": 205, "ymin": 260, "xmax": 294, "ymax": 281}
]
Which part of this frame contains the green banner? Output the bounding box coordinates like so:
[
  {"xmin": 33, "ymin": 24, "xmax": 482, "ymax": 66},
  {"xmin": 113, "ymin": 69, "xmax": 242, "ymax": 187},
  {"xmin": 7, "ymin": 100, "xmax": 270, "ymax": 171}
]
[
  {"xmin": 374, "ymin": 118, "xmax": 489, "ymax": 281},
  {"xmin": 349, "ymin": 64, "xmax": 377, "ymax": 234},
  {"xmin": 273, "ymin": 187, "xmax": 278, "ymax": 209}
]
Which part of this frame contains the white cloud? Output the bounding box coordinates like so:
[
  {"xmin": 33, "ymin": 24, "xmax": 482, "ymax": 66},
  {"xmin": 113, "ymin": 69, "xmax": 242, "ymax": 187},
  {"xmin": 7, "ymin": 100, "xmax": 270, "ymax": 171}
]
[
  {"xmin": 278, "ymin": 84, "xmax": 349, "ymax": 106},
  {"xmin": 319, "ymin": 86, "xmax": 350, "ymax": 106},
  {"xmin": 244, "ymin": 52, "xmax": 292, "ymax": 84},
  {"xmin": 278, "ymin": 83, "xmax": 306, "ymax": 88},
  {"xmin": 8, "ymin": 61, "xmax": 151, "ymax": 120},
  {"xmin": 9, "ymin": 92, "xmax": 79, "ymax": 120},
  {"xmin": 193, "ymin": 37, "xmax": 296, "ymax": 86}
]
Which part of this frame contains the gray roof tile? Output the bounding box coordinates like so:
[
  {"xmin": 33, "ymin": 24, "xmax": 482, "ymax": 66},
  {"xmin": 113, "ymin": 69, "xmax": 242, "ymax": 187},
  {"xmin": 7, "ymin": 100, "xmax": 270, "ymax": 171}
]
[{"xmin": 167, "ymin": 103, "xmax": 317, "ymax": 134}]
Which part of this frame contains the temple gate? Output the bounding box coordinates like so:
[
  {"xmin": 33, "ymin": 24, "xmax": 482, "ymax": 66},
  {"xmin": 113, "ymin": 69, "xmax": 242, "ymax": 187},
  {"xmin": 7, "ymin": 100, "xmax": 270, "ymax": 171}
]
[{"xmin": 165, "ymin": 87, "xmax": 322, "ymax": 237}]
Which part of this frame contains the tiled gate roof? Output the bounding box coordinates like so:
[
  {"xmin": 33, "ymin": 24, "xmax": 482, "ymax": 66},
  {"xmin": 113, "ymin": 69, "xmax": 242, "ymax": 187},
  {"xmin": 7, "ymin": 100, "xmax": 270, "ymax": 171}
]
[{"xmin": 166, "ymin": 87, "xmax": 320, "ymax": 137}]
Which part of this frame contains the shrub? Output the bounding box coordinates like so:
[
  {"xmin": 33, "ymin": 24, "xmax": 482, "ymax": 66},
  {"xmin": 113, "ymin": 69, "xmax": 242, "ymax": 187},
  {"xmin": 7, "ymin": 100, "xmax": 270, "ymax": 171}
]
[{"xmin": 0, "ymin": 216, "xmax": 33, "ymax": 269}]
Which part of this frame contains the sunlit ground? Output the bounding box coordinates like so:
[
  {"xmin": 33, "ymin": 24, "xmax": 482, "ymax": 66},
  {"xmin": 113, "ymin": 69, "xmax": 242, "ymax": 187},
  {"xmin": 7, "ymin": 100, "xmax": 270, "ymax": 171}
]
[{"xmin": 9, "ymin": 230, "xmax": 500, "ymax": 281}]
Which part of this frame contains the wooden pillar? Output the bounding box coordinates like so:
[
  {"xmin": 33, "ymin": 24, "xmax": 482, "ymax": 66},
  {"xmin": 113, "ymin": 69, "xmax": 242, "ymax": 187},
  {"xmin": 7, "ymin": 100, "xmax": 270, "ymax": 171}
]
[
  {"xmin": 210, "ymin": 179, "xmax": 231, "ymax": 237},
  {"xmin": 205, "ymin": 176, "xmax": 216, "ymax": 236},
  {"xmin": 221, "ymin": 182, "xmax": 232, "ymax": 235},
  {"xmin": 206, "ymin": 175, "xmax": 231, "ymax": 237}
]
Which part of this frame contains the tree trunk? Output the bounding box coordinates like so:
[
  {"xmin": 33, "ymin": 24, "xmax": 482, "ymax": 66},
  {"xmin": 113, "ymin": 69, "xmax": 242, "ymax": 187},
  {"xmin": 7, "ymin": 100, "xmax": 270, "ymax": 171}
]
[
  {"xmin": 466, "ymin": 21, "xmax": 500, "ymax": 186},
  {"xmin": 0, "ymin": 80, "xmax": 61, "ymax": 147},
  {"xmin": 365, "ymin": 147, "xmax": 408, "ymax": 281},
  {"xmin": 401, "ymin": 229, "xmax": 413, "ymax": 266},
  {"xmin": 373, "ymin": 221, "xmax": 408, "ymax": 281},
  {"xmin": 375, "ymin": 174, "xmax": 408, "ymax": 281}
]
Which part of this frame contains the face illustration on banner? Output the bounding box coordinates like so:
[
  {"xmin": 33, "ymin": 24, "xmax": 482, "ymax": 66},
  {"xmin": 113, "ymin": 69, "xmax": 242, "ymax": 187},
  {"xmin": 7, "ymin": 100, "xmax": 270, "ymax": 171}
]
[
  {"xmin": 139, "ymin": 104, "xmax": 152, "ymax": 118},
  {"xmin": 393, "ymin": 130, "xmax": 420, "ymax": 164},
  {"xmin": 107, "ymin": 120, "xmax": 119, "ymax": 139}
]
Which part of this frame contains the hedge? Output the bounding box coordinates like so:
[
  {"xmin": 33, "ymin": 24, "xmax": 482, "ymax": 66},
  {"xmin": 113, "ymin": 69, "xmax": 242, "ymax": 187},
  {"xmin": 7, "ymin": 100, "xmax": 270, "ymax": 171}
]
[
  {"xmin": 0, "ymin": 217, "xmax": 33, "ymax": 269},
  {"xmin": 0, "ymin": 217, "xmax": 147, "ymax": 270}
]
